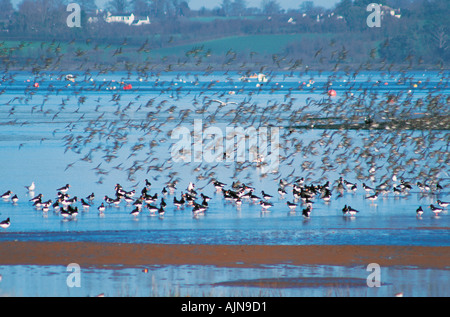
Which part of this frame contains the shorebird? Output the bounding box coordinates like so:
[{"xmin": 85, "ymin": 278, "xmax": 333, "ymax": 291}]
[
  {"xmin": 366, "ymin": 192, "xmax": 379, "ymax": 202},
  {"xmin": 57, "ymin": 184, "xmax": 70, "ymax": 193},
  {"xmin": 0, "ymin": 218, "xmax": 10, "ymax": 229},
  {"xmin": 342, "ymin": 205, "xmax": 359, "ymax": 216},
  {"xmin": 1, "ymin": 191, "xmax": 13, "ymax": 199},
  {"xmin": 437, "ymin": 200, "xmax": 449, "ymax": 208},
  {"xmin": 416, "ymin": 206, "xmax": 424, "ymax": 217},
  {"xmin": 260, "ymin": 200, "xmax": 273, "ymax": 210},
  {"xmin": 30, "ymin": 193, "xmax": 43, "ymax": 203},
  {"xmin": 261, "ymin": 191, "xmax": 273, "ymax": 200},
  {"xmin": 11, "ymin": 194, "xmax": 19, "ymax": 204},
  {"xmin": 362, "ymin": 183, "xmax": 374, "ymax": 193},
  {"xmin": 287, "ymin": 201, "xmax": 297, "ymax": 211},
  {"xmin": 192, "ymin": 203, "xmax": 206, "ymax": 216},
  {"xmin": 130, "ymin": 207, "xmax": 140, "ymax": 217},
  {"xmin": 81, "ymin": 199, "xmax": 91, "ymax": 209},
  {"xmin": 302, "ymin": 206, "xmax": 312, "ymax": 218},
  {"xmin": 173, "ymin": 195, "xmax": 185, "ymax": 208},
  {"xmin": 278, "ymin": 187, "xmax": 287, "ymax": 197},
  {"xmin": 97, "ymin": 203, "xmax": 106, "ymax": 214},
  {"xmin": 430, "ymin": 204, "xmax": 443, "ymax": 215},
  {"xmin": 147, "ymin": 204, "xmax": 160, "ymax": 214},
  {"xmin": 213, "ymin": 181, "xmax": 226, "ymax": 191}
]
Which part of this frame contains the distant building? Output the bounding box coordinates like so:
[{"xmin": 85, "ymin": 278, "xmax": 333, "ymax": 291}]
[
  {"xmin": 380, "ymin": 5, "xmax": 401, "ymax": 19},
  {"xmin": 104, "ymin": 12, "xmax": 151, "ymax": 26}
]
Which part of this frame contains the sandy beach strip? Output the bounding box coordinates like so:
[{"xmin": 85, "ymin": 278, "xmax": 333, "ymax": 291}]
[{"xmin": 0, "ymin": 241, "xmax": 448, "ymax": 269}]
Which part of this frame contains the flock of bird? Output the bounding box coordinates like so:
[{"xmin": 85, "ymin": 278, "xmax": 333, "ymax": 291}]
[
  {"xmin": 0, "ymin": 42, "xmax": 448, "ymax": 233},
  {"xmin": 0, "ymin": 175, "xmax": 447, "ymax": 229},
  {"xmin": 1, "ymin": 69, "xmax": 448, "ymax": 195}
]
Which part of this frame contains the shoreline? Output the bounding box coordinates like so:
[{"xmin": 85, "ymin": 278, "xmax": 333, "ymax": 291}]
[{"xmin": 0, "ymin": 241, "xmax": 448, "ymax": 269}]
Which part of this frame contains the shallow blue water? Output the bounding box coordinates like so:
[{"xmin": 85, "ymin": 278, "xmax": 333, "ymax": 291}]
[
  {"xmin": 0, "ymin": 70, "xmax": 449, "ymax": 246},
  {"xmin": 0, "ymin": 263, "xmax": 448, "ymax": 297},
  {"xmin": 0, "ymin": 70, "xmax": 449, "ymax": 297}
]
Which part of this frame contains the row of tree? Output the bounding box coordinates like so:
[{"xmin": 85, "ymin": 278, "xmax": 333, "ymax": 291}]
[{"xmin": 0, "ymin": 0, "xmax": 448, "ymax": 70}]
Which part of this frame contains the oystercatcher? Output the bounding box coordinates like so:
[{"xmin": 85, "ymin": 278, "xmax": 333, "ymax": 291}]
[
  {"xmin": 287, "ymin": 201, "xmax": 297, "ymax": 211},
  {"xmin": 366, "ymin": 192, "xmax": 379, "ymax": 202},
  {"xmin": 81, "ymin": 199, "xmax": 91, "ymax": 209},
  {"xmin": 430, "ymin": 204, "xmax": 443, "ymax": 215},
  {"xmin": 302, "ymin": 206, "xmax": 312, "ymax": 218},
  {"xmin": 97, "ymin": 203, "xmax": 106, "ymax": 213},
  {"xmin": 192, "ymin": 203, "xmax": 206, "ymax": 216},
  {"xmin": 173, "ymin": 195, "xmax": 185, "ymax": 208},
  {"xmin": 437, "ymin": 200, "xmax": 449, "ymax": 208},
  {"xmin": 0, "ymin": 218, "xmax": 10, "ymax": 229},
  {"xmin": 57, "ymin": 184, "xmax": 70, "ymax": 193},
  {"xmin": 362, "ymin": 183, "xmax": 374, "ymax": 193},
  {"xmin": 416, "ymin": 206, "xmax": 424, "ymax": 217},
  {"xmin": 342, "ymin": 205, "xmax": 359, "ymax": 216},
  {"xmin": 1, "ymin": 191, "xmax": 13, "ymax": 199},
  {"xmin": 130, "ymin": 207, "xmax": 140, "ymax": 217},
  {"xmin": 261, "ymin": 191, "xmax": 273, "ymax": 200},
  {"xmin": 11, "ymin": 194, "xmax": 19, "ymax": 204},
  {"xmin": 213, "ymin": 180, "xmax": 226, "ymax": 191},
  {"xmin": 147, "ymin": 204, "xmax": 160, "ymax": 214},
  {"xmin": 259, "ymin": 200, "xmax": 273, "ymax": 210}
]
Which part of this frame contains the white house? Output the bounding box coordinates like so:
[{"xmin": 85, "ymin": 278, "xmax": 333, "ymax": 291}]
[
  {"xmin": 104, "ymin": 12, "xmax": 150, "ymax": 25},
  {"xmin": 105, "ymin": 12, "xmax": 135, "ymax": 25}
]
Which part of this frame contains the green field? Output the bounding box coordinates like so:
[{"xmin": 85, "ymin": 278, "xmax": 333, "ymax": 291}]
[
  {"xmin": 149, "ymin": 33, "xmax": 333, "ymax": 57},
  {"xmin": 0, "ymin": 32, "xmax": 355, "ymax": 70},
  {"xmin": 2, "ymin": 34, "xmax": 322, "ymax": 59}
]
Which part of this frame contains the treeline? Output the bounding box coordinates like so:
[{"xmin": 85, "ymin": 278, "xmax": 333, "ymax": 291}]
[{"xmin": 0, "ymin": 0, "xmax": 448, "ymax": 71}]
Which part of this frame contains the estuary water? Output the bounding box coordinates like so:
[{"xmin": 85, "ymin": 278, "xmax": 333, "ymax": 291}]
[{"xmin": 0, "ymin": 70, "xmax": 448, "ymax": 297}]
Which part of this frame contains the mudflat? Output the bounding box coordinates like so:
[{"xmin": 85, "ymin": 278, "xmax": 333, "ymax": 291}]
[{"xmin": 0, "ymin": 241, "xmax": 448, "ymax": 269}]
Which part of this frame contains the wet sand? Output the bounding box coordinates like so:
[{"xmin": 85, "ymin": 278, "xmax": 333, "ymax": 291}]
[{"xmin": 0, "ymin": 241, "xmax": 448, "ymax": 269}]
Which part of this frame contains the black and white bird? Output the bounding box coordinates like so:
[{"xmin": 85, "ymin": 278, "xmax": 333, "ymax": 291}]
[
  {"xmin": 147, "ymin": 204, "xmax": 160, "ymax": 214},
  {"xmin": 302, "ymin": 206, "xmax": 312, "ymax": 218},
  {"xmin": 0, "ymin": 218, "xmax": 10, "ymax": 229},
  {"xmin": 366, "ymin": 192, "xmax": 379, "ymax": 202},
  {"xmin": 261, "ymin": 191, "xmax": 273, "ymax": 200},
  {"xmin": 173, "ymin": 195, "xmax": 185, "ymax": 208},
  {"xmin": 97, "ymin": 203, "xmax": 106, "ymax": 214},
  {"xmin": 430, "ymin": 204, "xmax": 444, "ymax": 215},
  {"xmin": 86, "ymin": 193, "xmax": 95, "ymax": 201},
  {"xmin": 362, "ymin": 183, "xmax": 374, "ymax": 193},
  {"xmin": 1, "ymin": 191, "xmax": 13, "ymax": 199},
  {"xmin": 11, "ymin": 194, "xmax": 19, "ymax": 204},
  {"xmin": 130, "ymin": 207, "xmax": 140, "ymax": 217},
  {"xmin": 81, "ymin": 199, "xmax": 91, "ymax": 209},
  {"xmin": 192, "ymin": 203, "xmax": 206, "ymax": 216},
  {"xmin": 278, "ymin": 187, "xmax": 287, "ymax": 197},
  {"xmin": 342, "ymin": 205, "xmax": 359, "ymax": 216},
  {"xmin": 213, "ymin": 180, "xmax": 226, "ymax": 191},
  {"xmin": 416, "ymin": 206, "xmax": 424, "ymax": 217},
  {"xmin": 260, "ymin": 200, "xmax": 273, "ymax": 210},
  {"xmin": 30, "ymin": 193, "xmax": 43, "ymax": 203},
  {"xmin": 437, "ymin": 200, "xmax": 449, "ymax": 208},
  {"xmin": 57, "ymin": 184, "xmax": 70, "ymax": 194},
  {"xmin": 286, "ymin": 201, "xmax": 297, "ymax": 211}
]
